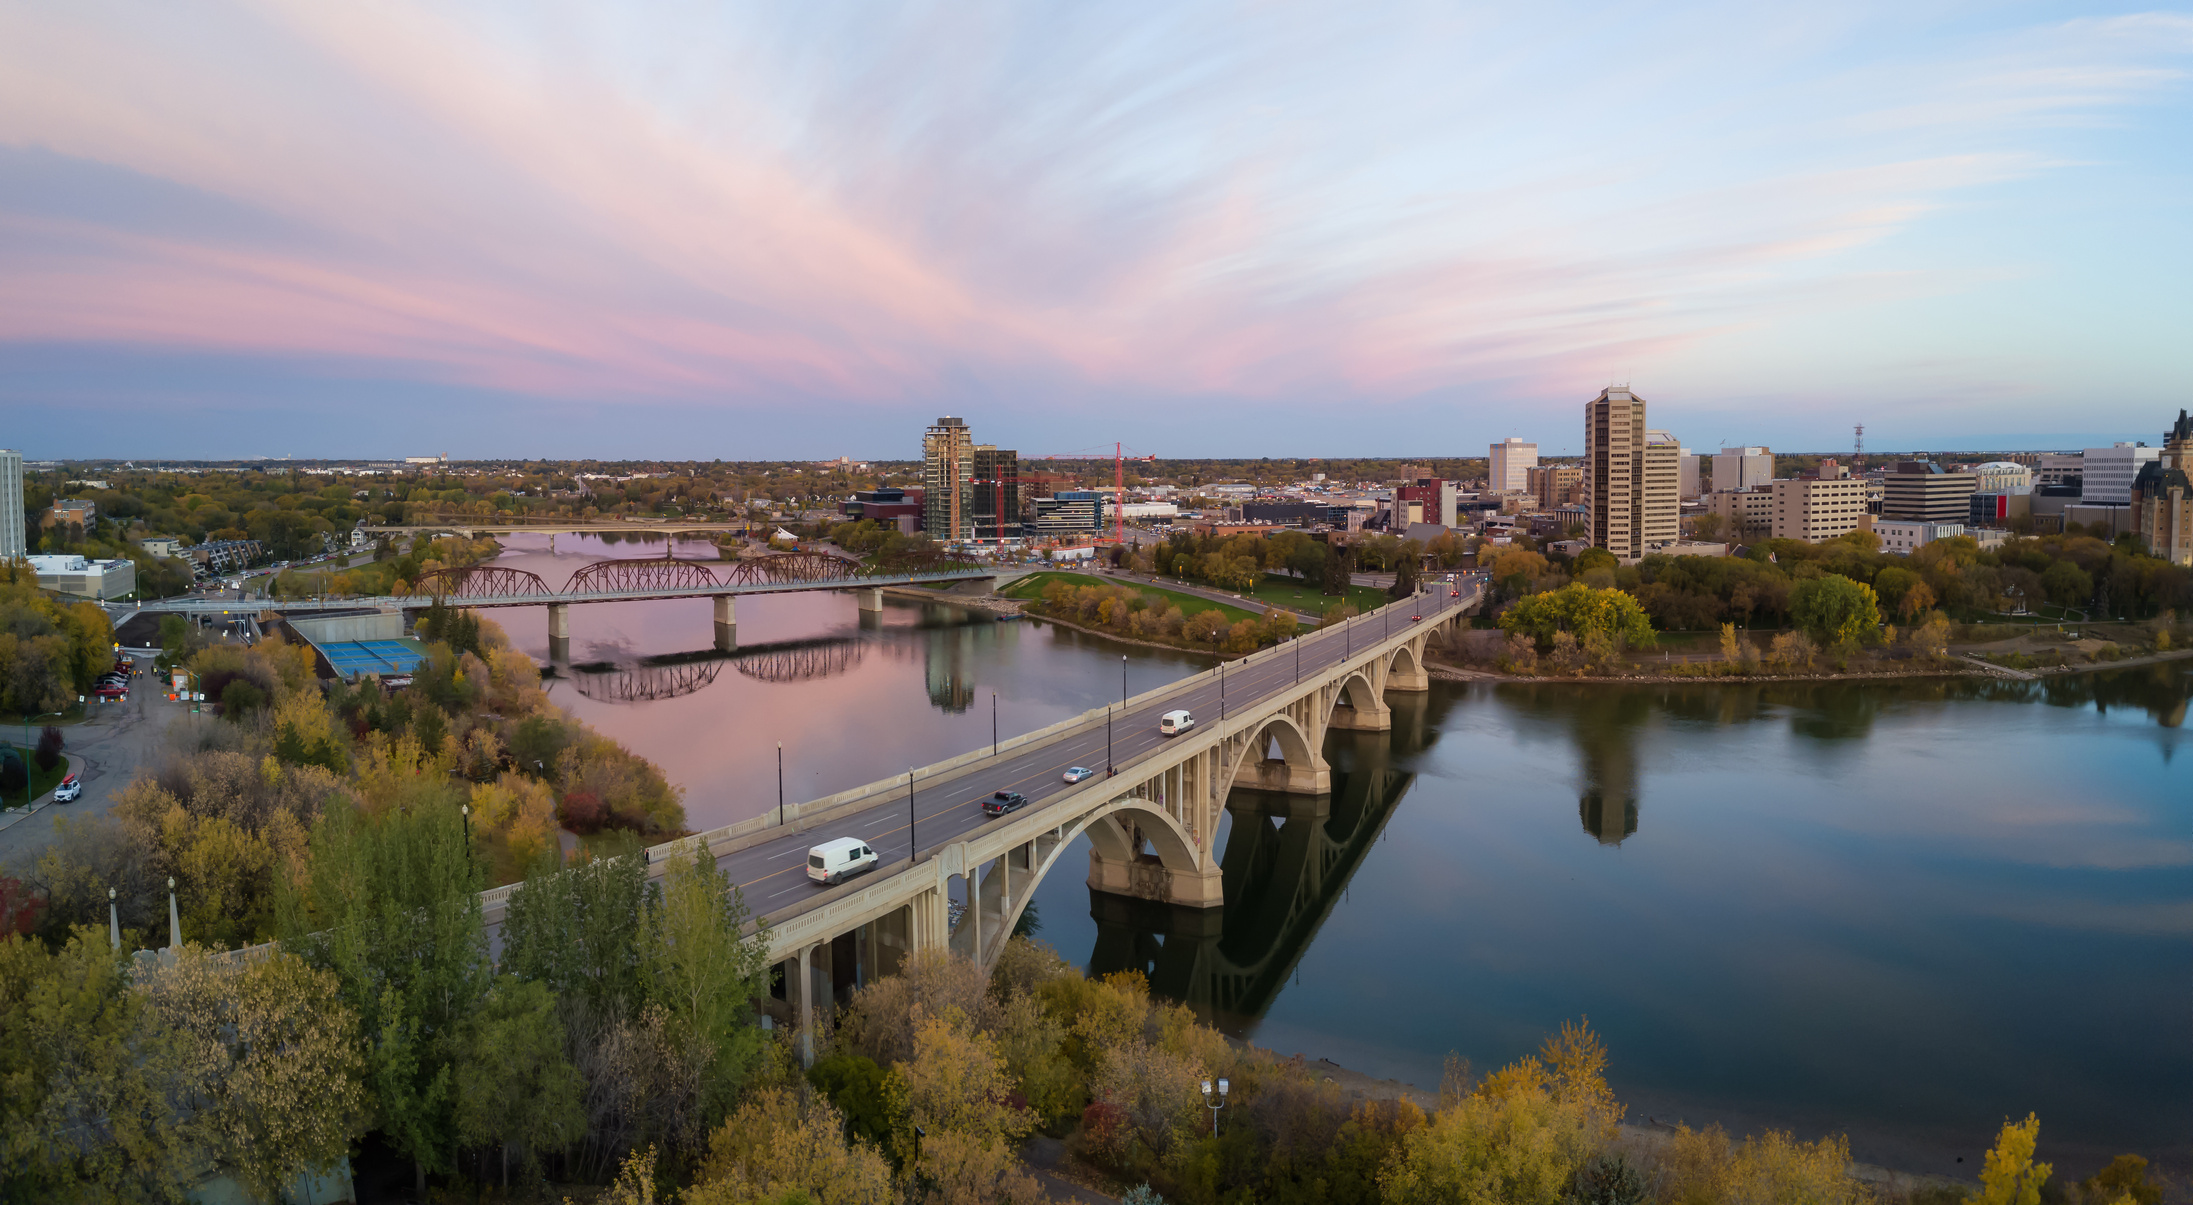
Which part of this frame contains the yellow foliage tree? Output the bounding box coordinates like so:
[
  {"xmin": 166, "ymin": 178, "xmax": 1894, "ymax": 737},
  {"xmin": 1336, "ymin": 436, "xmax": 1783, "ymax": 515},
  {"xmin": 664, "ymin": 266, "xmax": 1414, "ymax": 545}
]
[
  {"xmin": 687, "ymin": 1087, "xmax": 893, "ymax": 1205},
  {"xmin": 1969, "ymin": 1114, "xmax": 2051, "ymax": 1205}
]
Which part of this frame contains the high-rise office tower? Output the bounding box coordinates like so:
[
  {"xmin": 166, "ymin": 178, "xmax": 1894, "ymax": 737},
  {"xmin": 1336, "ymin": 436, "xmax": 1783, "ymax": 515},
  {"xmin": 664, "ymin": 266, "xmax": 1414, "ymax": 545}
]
[
  {"xmin": 1583, "ymin": 387, "xmax": 1678, "ymax": 557},
  {"xmin": 1489, "ymin": 438, "xmax": 1537, "ymax": 493},
  {"xmin": 0, "ymin": 450, "xmax": 23, "ymax": 562},
  {"xmin": 922, "ymin": 417, "xmax": 976, "ymax": 541}
]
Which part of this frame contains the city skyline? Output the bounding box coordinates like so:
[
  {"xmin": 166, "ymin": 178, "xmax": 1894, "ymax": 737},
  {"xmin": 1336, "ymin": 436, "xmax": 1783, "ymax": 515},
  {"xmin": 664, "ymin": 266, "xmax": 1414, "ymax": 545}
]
[{"xmin": 2, "ymin": 3, "xmax": 2189, "ymax": 459}]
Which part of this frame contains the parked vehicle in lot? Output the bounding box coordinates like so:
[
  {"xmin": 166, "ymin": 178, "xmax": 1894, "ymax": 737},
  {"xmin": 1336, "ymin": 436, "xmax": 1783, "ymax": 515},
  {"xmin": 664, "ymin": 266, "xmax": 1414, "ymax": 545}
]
[
  {"xmin": 982, "ymin": 790, "xmax": 1028, "ymax": 817},
  {"xmin": 1159, "ymin": 709, "xmax": 1194, "ymax": 736},
  {"xmin": 807, "ymin": 837, "xmax": 878, "ymax": 885},
  {"xmin": 53, "ymin": 775, "xmax": 81, "ymax": 803},
  {"xmin": 92, "ymin": 685, "xmax": 127, "ymax": 699},
  {"xmin": 1061, "ymin": 766, "xmax": 1093, "ymax": 784}
]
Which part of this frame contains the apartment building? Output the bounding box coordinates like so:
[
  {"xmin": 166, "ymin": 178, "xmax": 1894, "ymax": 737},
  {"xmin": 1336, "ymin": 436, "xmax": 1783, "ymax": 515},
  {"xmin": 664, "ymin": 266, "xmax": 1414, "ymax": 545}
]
[
  {"xmin": 1489, "ymin": 438, "xmax": 1538, "ymax": 493},
  {"xmin": 1770, "ymin": 477, "xmax": 1867, "ymax": 542},
  {"xmin": 1679, "ymin": 450, "xmax": 1701, "ymax": 500},
  {"xmin": 1582, "ymin": 387, "xmax": 1678, "ymax": 557},
  {"xmin": 1881, "ymin": 461, "xmax": 1978, "ymax": 523},
  {"xmin": 970, "ymin": 445, "xmax": 1022, "ymax": 540},
  {"xmin": 1971, "ymin": 462, "xmax": 2034, "ymax": 495},
  {"xmin": 921, "ymin": 417, "xmax": 976, "ymax": 541}
]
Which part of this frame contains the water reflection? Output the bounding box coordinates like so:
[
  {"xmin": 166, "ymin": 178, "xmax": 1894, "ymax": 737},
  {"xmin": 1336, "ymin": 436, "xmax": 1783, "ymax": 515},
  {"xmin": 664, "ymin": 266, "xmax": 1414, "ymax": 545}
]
[{"xmin": 1086, "ymin": 693, "xmax": 1442, "ymax": 1025}]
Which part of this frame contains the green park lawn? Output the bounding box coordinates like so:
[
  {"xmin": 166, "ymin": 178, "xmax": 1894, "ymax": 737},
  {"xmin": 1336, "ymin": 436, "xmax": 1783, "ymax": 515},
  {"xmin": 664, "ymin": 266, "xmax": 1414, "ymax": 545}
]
[
  {"xmin": 1236, "ymin": 573, "xmax": 1388, "ymax": 617},
  {"xmin": 1000, "ymin": 571, "xmax": 1261, "ymax": 625},
  {"xmin": 2, "ymin": 744, "xmax": 73, "ymax": 810}
]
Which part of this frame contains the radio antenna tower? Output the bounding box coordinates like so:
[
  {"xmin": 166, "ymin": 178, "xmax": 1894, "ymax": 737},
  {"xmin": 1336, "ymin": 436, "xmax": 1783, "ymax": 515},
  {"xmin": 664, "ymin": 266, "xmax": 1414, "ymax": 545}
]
[{"xmin": 1854, "ymin": 423, "xmax": 1864, "ymax": 464}]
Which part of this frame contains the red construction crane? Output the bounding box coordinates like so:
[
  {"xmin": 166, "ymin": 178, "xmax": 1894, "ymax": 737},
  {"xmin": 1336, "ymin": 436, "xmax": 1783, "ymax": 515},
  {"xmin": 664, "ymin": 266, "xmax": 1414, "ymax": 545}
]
[{"xmin": 1038, "ymin": 443, "xmax": 1157, "ymax": 544}]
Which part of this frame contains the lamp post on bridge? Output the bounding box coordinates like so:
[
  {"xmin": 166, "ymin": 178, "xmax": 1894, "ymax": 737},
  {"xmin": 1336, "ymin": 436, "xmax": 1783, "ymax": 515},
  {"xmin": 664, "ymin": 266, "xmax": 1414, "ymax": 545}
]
[
  {"xmin": 907, "ymin": 766, "xmax": 917, "ymax": 860},
  {"xmin": 777, "ymin": 742, "xmax": 785, "ymax": 826},
  {"xmin": 991, "ymin": 694, "xmax": 997, "ymax": 757}
]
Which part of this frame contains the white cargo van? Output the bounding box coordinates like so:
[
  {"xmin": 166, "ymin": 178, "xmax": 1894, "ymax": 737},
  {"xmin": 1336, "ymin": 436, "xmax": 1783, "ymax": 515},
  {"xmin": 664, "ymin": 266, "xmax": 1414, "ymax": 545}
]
[
  {"xmin": 1159, "ymin": 709, "xmax": 1194, "ymax": 736},
  {"xmin": 808, "ymin": 837, "xmax": 878, "ymax": 885}
]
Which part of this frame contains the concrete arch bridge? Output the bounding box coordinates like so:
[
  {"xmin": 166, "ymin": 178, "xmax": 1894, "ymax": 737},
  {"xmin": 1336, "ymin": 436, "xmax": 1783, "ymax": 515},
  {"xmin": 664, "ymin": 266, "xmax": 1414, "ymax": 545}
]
[{"xmin": 548, "ymin": 587, "xmax": 1479, "ymax": 1053}]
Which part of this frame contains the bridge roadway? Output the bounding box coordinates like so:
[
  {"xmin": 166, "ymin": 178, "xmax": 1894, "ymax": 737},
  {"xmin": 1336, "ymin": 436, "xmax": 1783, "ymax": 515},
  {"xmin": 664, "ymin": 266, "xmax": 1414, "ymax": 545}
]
[{"xmin": 541, "ymin": 584, "xmax": 1476, "ymax": 1040}]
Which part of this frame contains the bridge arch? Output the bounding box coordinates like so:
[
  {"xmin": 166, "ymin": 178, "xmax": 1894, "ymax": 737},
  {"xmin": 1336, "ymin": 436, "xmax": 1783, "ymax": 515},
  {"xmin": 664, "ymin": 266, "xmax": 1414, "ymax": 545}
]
[
  {"xmin": 411, "ymin": 564, "xmax": 554, "ymax": 600},
  {"xmin": 565, "ymin": 557, "xmax": 721, "ymax": 594},
  {"xmin": 1387, "ymin": 641, "xmax": 1429, "ymax": 693},
  {"xmin": 988, "ymin": 795, "xmax": 1208, "ymax": 956},
  {"xmin": 1326, "ymin": 668, "xmax": 1392, "ymax": 733},
  {"xmin": 1221, "ymin": 712, "xmax": 1329, "ymax": 797}
]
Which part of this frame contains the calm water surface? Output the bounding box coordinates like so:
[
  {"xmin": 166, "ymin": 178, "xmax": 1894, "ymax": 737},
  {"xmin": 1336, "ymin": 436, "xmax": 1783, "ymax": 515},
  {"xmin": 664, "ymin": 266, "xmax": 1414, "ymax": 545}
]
[{"xmin": 496, "ymin": 536, "xmax": 2193, "ymax": 1175}]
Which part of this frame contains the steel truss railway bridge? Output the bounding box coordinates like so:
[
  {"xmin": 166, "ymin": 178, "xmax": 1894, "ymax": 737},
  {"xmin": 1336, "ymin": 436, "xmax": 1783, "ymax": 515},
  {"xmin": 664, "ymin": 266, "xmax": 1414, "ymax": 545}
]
[
  {"xmin": 473, "ymin": 583, "xmax": 1478, "ymax": 1055},
  {"xmin": 128, "ymin": 552, "xmax": 995, "ymax": 653}
]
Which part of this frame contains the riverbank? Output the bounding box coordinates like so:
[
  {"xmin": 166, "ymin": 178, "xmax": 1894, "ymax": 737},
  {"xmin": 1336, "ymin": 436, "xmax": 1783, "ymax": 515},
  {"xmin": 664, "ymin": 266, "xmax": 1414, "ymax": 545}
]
[{"xmin": 1423, "ymin": 644, "xmax": 2193, "ymax": 686}]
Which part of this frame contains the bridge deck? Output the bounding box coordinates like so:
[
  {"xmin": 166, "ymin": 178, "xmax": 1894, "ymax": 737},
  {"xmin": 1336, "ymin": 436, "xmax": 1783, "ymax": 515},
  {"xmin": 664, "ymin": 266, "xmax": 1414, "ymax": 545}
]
[{"xmin": 671, "ymin": 587, "xmax": 1473, "ymax": 935}]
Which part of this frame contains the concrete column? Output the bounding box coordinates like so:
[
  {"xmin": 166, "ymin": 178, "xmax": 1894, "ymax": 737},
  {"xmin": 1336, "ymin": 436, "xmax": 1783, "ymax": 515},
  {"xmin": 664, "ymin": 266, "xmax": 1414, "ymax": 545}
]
[
  {"xmin": 795, "ymin": 944, "xmax": 814, "ymax": 1065},
  {"xmin": 969, "ymin": 859, "xmax": 982, "ymax": 965},
  {"xmin": 713, "ymin": 595, "xmax": 736, "ymax": 652},
  {"xmin": 547, "ymin": 603, "xmax": 572, "ymax": 662},
  {"xmin": 855, "ymin": 587, "xmax": 884, "ymax": 613}
]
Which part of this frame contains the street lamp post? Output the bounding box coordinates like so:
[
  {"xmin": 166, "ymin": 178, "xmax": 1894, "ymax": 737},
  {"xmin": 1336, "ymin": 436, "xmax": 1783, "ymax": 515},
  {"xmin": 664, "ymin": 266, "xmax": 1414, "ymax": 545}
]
[
  {"xmin": 1106, "ymin": 705, "xmax": 1114, "ymax": 776},
  {"xmin": 777, "ymin": 742, "xmax": 786, "ymax": 826},
  {"xmin": 1200, "ymin": 1078, "xmax": 1229, "ymax": 1134},
  {"xmin": 907, "ymin": 767, "xmax": 917, "ymax": 860},
  {"xmin": 992, "ymin": 692, "xmax": 998, "ymax": 756},
  {"xmin": 460, "ymin": 803, "xmax": 471, "ymax": 851}
]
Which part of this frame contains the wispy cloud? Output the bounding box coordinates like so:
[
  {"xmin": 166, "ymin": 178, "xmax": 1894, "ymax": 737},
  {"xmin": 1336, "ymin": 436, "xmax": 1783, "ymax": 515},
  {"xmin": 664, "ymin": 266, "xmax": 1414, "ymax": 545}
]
[{"xmin": 0, "ymin": 1, "xmax": 2186, "ymax": 454}]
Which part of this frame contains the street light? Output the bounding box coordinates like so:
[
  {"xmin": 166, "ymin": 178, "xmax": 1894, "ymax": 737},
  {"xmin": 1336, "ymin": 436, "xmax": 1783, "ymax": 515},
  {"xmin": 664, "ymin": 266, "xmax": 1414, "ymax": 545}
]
[
  {"xmin": 1200, "ymin": 1078, "xmax": 1229, "ymax": 1134},
  {"xmin": 460, "ymin": 803, "xmax": 471, "ymax": 851}
]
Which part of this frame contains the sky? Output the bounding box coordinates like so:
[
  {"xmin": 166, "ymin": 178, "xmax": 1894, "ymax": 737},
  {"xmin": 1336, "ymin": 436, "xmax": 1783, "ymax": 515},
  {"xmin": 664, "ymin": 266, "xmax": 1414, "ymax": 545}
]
[{"xmin": 2, "ymin": 1, "xmax": 2190, "ymax": 461}]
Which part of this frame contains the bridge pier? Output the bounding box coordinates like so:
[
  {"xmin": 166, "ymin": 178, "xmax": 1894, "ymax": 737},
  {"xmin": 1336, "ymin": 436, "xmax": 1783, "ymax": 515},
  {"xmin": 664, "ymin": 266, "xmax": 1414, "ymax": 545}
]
[
  {"xmin": 854, "ymin": 587, "xmax": 884, "ymax": 613},
  {"xmin": 547, "ymin": 603, "xmax": 571, "ymax": 662},
  {"xmin": 713, "ymin": 595, "xmax": 736, "ymax": 652}
]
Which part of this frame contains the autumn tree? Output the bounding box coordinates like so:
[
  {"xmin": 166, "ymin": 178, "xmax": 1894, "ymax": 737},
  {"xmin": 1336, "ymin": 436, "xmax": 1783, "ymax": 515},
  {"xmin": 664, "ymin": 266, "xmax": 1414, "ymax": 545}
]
[
  {"xmin": 453, "ymin": 976, "xmax": 586, "ymax": 1188},
  {"xmin": 139, "ymin": 946, "xmax": 371, "ymax": 1203}
]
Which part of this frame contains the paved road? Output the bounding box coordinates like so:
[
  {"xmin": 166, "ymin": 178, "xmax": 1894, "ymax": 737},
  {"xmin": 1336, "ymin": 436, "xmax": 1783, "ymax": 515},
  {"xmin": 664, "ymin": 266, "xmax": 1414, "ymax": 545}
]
[
  {"xmin": 0, "ymin": 665, "xmax": 190, "ymax": 873},
  {"xmin": 714, "ymin": 588, "xmax": 1470, "ymax": 921}
]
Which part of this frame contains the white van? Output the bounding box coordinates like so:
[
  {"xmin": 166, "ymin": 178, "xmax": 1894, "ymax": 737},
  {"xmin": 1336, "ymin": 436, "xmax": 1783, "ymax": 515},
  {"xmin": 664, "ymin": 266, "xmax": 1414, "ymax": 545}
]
[
  {"xmin": 1159, "ymin": 709, "xmax": 1195, "ymax": 736},
  {"xmin": 808, "ymin": 837, "xmax": 878, "ymax": 885}
]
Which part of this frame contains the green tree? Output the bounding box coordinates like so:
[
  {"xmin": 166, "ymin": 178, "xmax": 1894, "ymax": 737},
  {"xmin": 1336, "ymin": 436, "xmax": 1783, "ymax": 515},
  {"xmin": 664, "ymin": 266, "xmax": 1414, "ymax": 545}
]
[
  {"xmin": 1789, "ymin": 574, "xmax": 1882, "ymax": 650},
  {"xmin": 453, "ymin": 976, "xmax": 586, "ymax": 1189},
  {"xmin": 284, "ymin": 798, "xmax": 490, "ymax": 1192},
  {"xmin": 2041, "ymin": 560, "xmax": 2093, "ymax": 609},
  {"xmin": 1322, "ymin": 542, "xmax": 1354, "ymax": 597},
  {"xmin": 504, "ymin": 837, "xmax": 652, "ymax": 1023},
  {"xmin": 642, "ymin": 841, "xmax": 775, "ymax": 1148}
]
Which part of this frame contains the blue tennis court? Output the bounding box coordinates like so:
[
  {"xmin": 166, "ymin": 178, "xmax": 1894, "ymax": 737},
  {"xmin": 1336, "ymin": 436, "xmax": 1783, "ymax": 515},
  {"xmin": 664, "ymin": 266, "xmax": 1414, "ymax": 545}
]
[{"xmin": 320, "ymin": 639, "xmax": 427, "ymax": 678}]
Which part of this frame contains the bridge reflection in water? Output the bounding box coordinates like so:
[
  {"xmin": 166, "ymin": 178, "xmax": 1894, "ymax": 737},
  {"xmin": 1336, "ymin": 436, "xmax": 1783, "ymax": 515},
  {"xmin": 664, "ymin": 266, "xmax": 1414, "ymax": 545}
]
[
  {"xmin": 559, "ymin": 605, "xmax": 1015, "ymax": 705},
  {"xmin": 1084, "ymin": 689, "xmax": 1439, "ymax": 1027}
]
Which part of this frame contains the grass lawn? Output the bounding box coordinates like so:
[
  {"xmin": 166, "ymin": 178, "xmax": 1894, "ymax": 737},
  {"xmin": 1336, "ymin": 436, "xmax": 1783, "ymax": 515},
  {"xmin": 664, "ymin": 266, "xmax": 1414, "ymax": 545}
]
[
  {"xmin": 2, "ymin": 744, "xmax": 73, "ymax": 809},
  {"xmin": 1239, "ymin": 573, "xmax": 1388, "ymax": 617},
  {"xmin": 1000, "ymin": 571, "xmax": 1261, "ymax": 624}
]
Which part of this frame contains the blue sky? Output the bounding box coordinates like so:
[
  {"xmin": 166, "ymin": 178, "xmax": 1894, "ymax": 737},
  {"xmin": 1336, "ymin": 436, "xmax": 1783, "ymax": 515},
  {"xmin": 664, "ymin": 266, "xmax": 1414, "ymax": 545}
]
[{"xmin": 1, "ymin": 2, "xmax": 2188, "ymax": 460}]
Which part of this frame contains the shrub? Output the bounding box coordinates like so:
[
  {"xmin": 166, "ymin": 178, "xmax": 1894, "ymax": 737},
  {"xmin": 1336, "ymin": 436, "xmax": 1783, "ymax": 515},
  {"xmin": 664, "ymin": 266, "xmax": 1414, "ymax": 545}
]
[
  {"xmin": 1570, "ymin": 1153, "xmax": 1648, "ymax": 1205},
  {"xmin": 220, "ymin": 679, "xmax": 267, "ymax": 720},
  {"xmin": 1657, "ymin": 1124, "xmax": 1868, "ymax": 1205},
  {"xmin": 34, "ymin": 726, "xmax": 64, "ymax": 772},
  {"xmin": 560, "ymin": 790, "xmax": 606, "ymax": 834}
]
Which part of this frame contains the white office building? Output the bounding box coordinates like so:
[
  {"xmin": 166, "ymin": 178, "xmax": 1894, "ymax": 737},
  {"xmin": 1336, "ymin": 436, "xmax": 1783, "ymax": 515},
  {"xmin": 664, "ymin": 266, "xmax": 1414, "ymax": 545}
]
[
  {"xmin": 1714, "ymin": 446, "xmax": 1774, "ymax": 491},
  {"xmin": 29, "ymin": 554, "xmax": 136, "ymax": 600},
  {"xmin": 1679, "ymin": 449, "xmax": 1702, "ymax": 499},
  {"xmin": 1971, "ymin": 462, "xmax": 2034, "ymax": 495},
  {"xmin": 0, "ymin": 449, "xmax": 23, "ymax": 562},
  {"xmin": 1874, "ymin": 520, "xmax": 1965, "ymax": 555},
  {"xmin": 1489, "ymin": 438, "xmax": 1538, "ymax": 493},
  {"xmin": 2082, "ymin": 444, "xmax": 2162, "ymax": 505}
]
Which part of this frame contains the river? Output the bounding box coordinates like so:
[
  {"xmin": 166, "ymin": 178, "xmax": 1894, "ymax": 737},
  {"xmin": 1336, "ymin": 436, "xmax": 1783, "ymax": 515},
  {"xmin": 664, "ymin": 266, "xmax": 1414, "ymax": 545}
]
[{"xmin": 491, "ymin": 535, "xmax": 2192, "ymax": 1177}]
